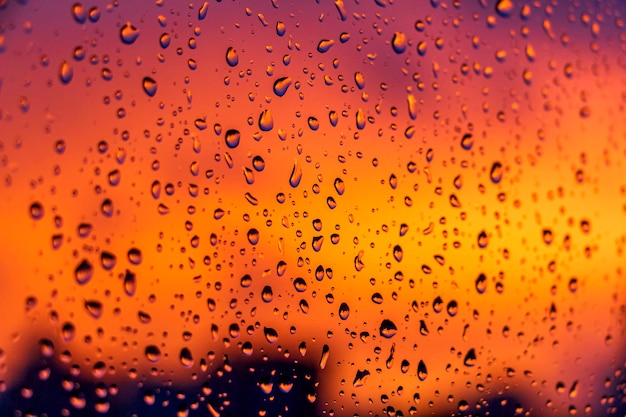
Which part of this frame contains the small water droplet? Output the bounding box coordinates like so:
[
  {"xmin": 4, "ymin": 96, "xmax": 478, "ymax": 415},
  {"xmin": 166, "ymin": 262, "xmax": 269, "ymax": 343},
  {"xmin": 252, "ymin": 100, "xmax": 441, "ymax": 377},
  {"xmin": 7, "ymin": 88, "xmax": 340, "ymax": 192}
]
[
  {"xmin": 120, "ymin": 22, "xmax": 140, "ymax": 44},
  {"xmin": 417, "ymin": 360, "xmax": 428, "ymax": 381},
  {"xmin": 226, "ymin": 46, "xmax": 239, "ymax": 66},
  {"xmin": 338, "ymin": 302, "xmax": 350, "ymax": 320},
  {"xmin": 142, "ymin": 77, "xmax": 157, "ymax": 97},
  {"xmin": 393, "ymin": 245, "xmax": 403, "ymax": 262},
  {"xmin": 180, "ymin": 348, "xmax": 194, "ymax": 368},
  {"xmin": 490, "ymin": 162, "xmax": 503, "ymax": 184},
  {"xmin": 289, "ymin": 159, "xmax": 302, "ymax": 187},
  {"xmin": 477, "ymin": 230, "xmax": 488, "ymax": 248},
  {"xmin": 391, "ymin": 32, "xmax": 407, "ymax": 53},
  {"xmin": 72, "ymin": 3, "xmax": 87, "ymax": 23},
  {"xmin": 354, "ymin": 250, "xmax": 365, "ymax": 271},
  {"xmin": 75, "ymin": 259, "xmax": 93, "ymax": 285},
  {"xmin": 319, "ymin": 344, "xmax": 330, "ymax": 369},
  {"xmin": 59, "ymin": 60, "xmax": 73, "ymax": 84},
  {"xmin": 460, "ymin": 133, "xmax": 474, "ymax": 150},
  {"xmin": 247, "ymin": 228, "xmax": 259, "ymax": 245},
  {"xmin": 317, "ymin": 39, "xmax": 334, "ymax": 53},
  {"xmin": 198, "ymin": 2, "xmax": 209, "ymax": 20},
  {"xmin": 84, "ymin": 300, "xmax": 103, "ymax": 319},
  {"xmin": 225, "ymin": 129, "xmax": 241, "ymax": 148},
  {"xmin": 258, "ymin": 109, "xmax": 274, "ymax": 131},
  {"xmin": 261, "ymin": 285, "xmax": 273, "ymax": 302},
  {"xmin": 145, "ymin": 345, "xmax": 161, "ymax": 363},
  {"xmin": 273, "ymin": 76, "xmax": 292, "ymax": 97},
  {"xmin": 124, "ymin": 270, "xmax": 136, "ymax": 296},
  {"xmin": 475, "ymin": 273, "xmax": 487, "ymax": 294},
  {"xmin": 495, "ymin": 0, "xmax": 514, "ymax": 17},
  {"xmin": 264, "ymin": 327, "xmax": 278, "ymax": 343},
  {"xmin": 29, "ymin": 202, "xmax": 44, "ymax": 220},
  {"xmin": 463, "ymin": 348, "xmax": 477, "ymax": 366}
]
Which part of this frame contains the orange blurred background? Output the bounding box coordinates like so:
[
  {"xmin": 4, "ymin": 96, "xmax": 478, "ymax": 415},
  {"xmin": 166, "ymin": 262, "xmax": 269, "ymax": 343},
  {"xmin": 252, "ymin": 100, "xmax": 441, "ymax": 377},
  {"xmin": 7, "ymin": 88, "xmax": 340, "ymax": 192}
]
[{"xmin": 0, "ymin": 0, "xmax": 625, "ymax": 415}]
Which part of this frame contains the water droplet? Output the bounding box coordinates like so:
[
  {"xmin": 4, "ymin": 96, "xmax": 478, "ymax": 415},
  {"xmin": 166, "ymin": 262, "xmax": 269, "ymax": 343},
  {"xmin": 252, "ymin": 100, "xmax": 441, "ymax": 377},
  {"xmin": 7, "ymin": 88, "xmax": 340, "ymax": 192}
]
[
  {"xmin": 273, "ymin": 76, "xmax": 292, "ymax": 97},
  {"xmin": 495, "ymin": 0, "xmax": 514, "ymax": 17},
  {"xmin": 145, "ymin": 345, "xmax": 161, "ymax": 363},
  {"xmin": 225, "ymin": 129, "xmax": 240, "ymax": 149},
  {"xmin": 308, "ymin": 117, "xmax": 320, "ymax": 130},
  {"xmin": 289, "ymin": 159, "xmax": 302, "ymax": 187},
  {"xmin": 261, "ymin": 285, "xmax": 273, "ymax": 302},
  {"xmin": 433, "ymin": 296, "xmax": 443, "ymax": 313},
  {"xmin": 61, "ymin": 322, "xmax": 75, "ymax": 342},
  {"xmin": 352, "ymin": 369, "xmax": 370, "ymax": 387},
  {"xmin": 354, "ymin": 250, "xmax": 365, "ymax": 271},
  {"xmin": 258, "ymin": 109, "xmax": 274, "ymax": 131},
  {"xmin": 542, "ymin": 229, "xmax": 553, "ymax": 245},
  {"xmin": 490, "ymin": 162, "xmax": 503, "ymax": 184},
  {"xmin": 75, "ymin": 259, "xmax": 93, "ymax": 285},
  {"xmin": 477, "ymin": 230, "xmax": 488, "ymax": 248},
  {"xmin": 124, "ymin": 270, "xmax": 136, "ymax": 296},
  {"xmin": 379, "ymin": 319, "xmax": 397, "ymax": 338},
  {"xmin": 354, "ymin": 71, "xmax": 365, "ymax": 89},
  {"xmin": 393, "ymin": 245, "xmax": 403, "ymax": 262},
  {"xmin": 355, "ymin": 108, "xmax": 366, "ymax": 129},
  {"xmin": 312, "ymin": 236, "xmax": 324, "ymax": 252},
  {"xmin": 568, "ymin": 278, "xmax": 578, "ymax": 293},
  {"xmin": 100, "ymin": 251, "xmax": 117, "ymax": 270},
  {"xmin": 463, "ymin": 348, "xmax": 477, "ymax": 366},
  {"xmin": 100, "ymin": 198, "xmax": 114, "ymax": 217},
  {"xmin": 247, "ymin": 228, "xmax": 259, "ymax": 245},
  {"xmin": 475, "ymin": 273, "xmax": 487, "ymax": 294},
  {"xmin": 59, "ymin": 60, "xmax": 73, "ymax": 84},
  {"xmin": 142, "ymin": 77, "xmax": 157, "ymax": 97},
  {"xmin": 198, "ymin": 2, "xmax": 209, "ymax": 20},
  {"xmin": 319, "ymin": 344, "xmax": 330, "ymax": 369},
  {"xmin": 447, "ymin": 300, "xmax": 458, "ymax": 317},
  {"xmin": 138, "ymin": 311, "xmax": 151, "ymax": 323},
  {"xmin": 29, "ymin": 202, "xmax": 44, "ymax": 220},
  {"xmin": 417, "ymin": 360, "xmax": 428, "ymax": 381},
  {"xmin": 391, "ymin": 32, "xmax": 407, "ymax": 53},
  {"xmin": 84, "ymin": 300, "xmax": 103, "ymax": 319},
  {"xmin": 460, "ymin": 133, "xmax": 474, "ymax": 150},
  {"xmin": 333, "ymin": 178, "xmax": 345, "ymax": 195},
  {"xmin": 251, "ymin": 156, "xmax": 265, "ymax": 172},
  {"xmin": 159, "ymin": 33, "xmax": 171, "ymax": 48},
  {"xmin": 180, "ymin": 348, "xmax": 194, "ymax": 368},
  {"xmin": 72, "ymin": 3, "xmax": 87, "ymax": 23},
  {"xmin": 127, "ymin": 248, "xmax": 142, "ymax": 265},
  {"xmin": 317, "ymin": 39, "xmax": 334, "ymax": 53},
  {"xmin": 338, "ymin": 302, "xmax": 350, "ymax": 320},
  {"xmin": 226, "ymin": 46, "xmax": 239, "ymax": 66},
  {"xmin": 120, "ymin": 22, "xmax": 140, "ymax": 44},
  {"xmin": 264, "ymin": 327, "xmax": 278, "ymax": 343}
]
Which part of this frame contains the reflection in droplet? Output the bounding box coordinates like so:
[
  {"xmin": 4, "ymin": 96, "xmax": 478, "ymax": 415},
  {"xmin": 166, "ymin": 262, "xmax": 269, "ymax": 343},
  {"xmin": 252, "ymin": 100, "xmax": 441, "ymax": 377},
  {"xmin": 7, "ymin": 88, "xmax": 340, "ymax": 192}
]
[
  {"xmin": 145, "ymin": 345, "xmax": 161, "ymax": 363},
  {"xmin": 490, "ymin": 161, "xmax": 503, "ymax": 184},
  {"xmin": 180, "ymin": 348, "xmax": 194, "ymax": 368},
  {"xmin": 417, "ymin": 360, "xmax": 428, "ymax": 381},
  {"xmin": 391, "ymin": 32, "xmax": 407, "ymax": 53},
  {"xmin": 338, "ymin": 302, "xmax": 350, "ymax": 320}
]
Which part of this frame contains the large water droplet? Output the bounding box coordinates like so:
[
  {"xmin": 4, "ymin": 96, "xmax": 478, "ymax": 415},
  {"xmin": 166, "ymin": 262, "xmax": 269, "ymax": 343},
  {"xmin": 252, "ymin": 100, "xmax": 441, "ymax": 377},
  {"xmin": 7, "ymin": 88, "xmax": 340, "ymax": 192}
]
[
  {"xmin": 379, "ymin": 319, "xmax": 397, "ymax": 338},
  {"xmin": 123, "ymin": 270, "xmax": 136, "ymax": 296},
  {"xmin": 84, "ymin": 300, "xmax": 103, "ymax": 319},
  {"xmin": 463, "ymin": 348, "xmax": 477, "ymax": 366},
  {"xmin": 495, "ymin": 0, "xmax": 514, "ymax": 17},
  {"xmin": 477, "ymin": 230, "xmax": 489, "ymax": 248},
  {"xmin": 317, "ymin": 39, "xmax": 334, "ymax": 53},
  {"xmin": 352, "ymin": 369, "xmax": 370, "ymax": 387},
  {"xmin": 29, "ymin": 202, "xmax": 44, "ymax": 220},
  {"xmin": 264, "ymin": 327, "xmax": 278, "ymax": 343},
  {"xmin": 475, "ymin": 273, "xmax": 487, "ymax": 294},
  {"xmin": 319, "ymin": 344, "xmax": 330, "ymax": 369},
  {"xmin": 247, "ymin": 228, "xmax": 259, "ymax": 245}
]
